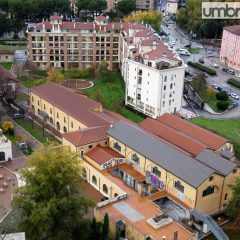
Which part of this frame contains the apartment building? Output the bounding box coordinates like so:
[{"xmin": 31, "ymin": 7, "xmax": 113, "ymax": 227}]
[
  {"xmin": 0, "ymin": 50, "xmax": 14, "ymax": 63},
  {"xmin": 220, "ymin": 25, "xmax": 240, "ymax": 71},
  {"xmin": 28, "ymin": 15, "xmax": 185, "ymax": 118}
]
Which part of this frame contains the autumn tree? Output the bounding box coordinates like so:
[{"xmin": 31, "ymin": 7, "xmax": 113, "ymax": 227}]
[
  {"xmin": 46, "ymin": 68, "xmax": 64, "ymax": 84},
  {"xmin": 1, "ymin": 121, "xmax": 14, "ymax": 134},
  {"xmin": 16, "ymin": 133, "xmax": 26, "ymax": 142},
  {"xmin": 124, "ymin": 8, "xmax": 163, "ymax": 31},
  {"xmin": 13, "ymin": 145, "xmax": 95, "ymax": 240}
]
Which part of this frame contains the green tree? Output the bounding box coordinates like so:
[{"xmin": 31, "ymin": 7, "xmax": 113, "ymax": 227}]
[
  {"xmin": 116, "ymin": 0, "xmax": 136, "ymax": 16},
  {"xmin": 192, "ymin": 72, "xmax": 207, "ymax": 93},
  {"xmin": 78, "ymin": 0, "xmax": 107, "ymax": 14},
  {"xmin": 97, "ymin": 60, "xmax": 111, "ymax": 82},
  {"xmin": 124, "ymin": 8, "xmax": 163, "ymax": 31},
  {"xmin": 94, "ymin": 89, "xmax": 105, "ymax": 105},
  {"xmin": 89, "ymin": 217, "xmax": 101, "ymax": 240},
  {"xmin": 227, "ymin": 176, "xmax": 240, "ymax": 223},
  {"xmin": 101, "ymin": 213, "xmax": 109, "ymax": 240},
  {"xmin": 13, "ymin": 146, "xmax": 94, "ymax": 240}
]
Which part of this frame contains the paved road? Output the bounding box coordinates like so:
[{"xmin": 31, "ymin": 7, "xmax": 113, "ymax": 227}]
[{"xmin": 163, "ymin": 23, "xmax": 240, "ymax": 118}]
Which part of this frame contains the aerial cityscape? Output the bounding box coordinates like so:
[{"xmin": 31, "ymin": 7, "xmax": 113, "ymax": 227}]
[{"xmin": 0, "ymin": 0, "xmax": 239, "ymax": 240}]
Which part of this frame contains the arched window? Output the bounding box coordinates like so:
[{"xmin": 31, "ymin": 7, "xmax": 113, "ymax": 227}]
[
  {"xmin": 63, "ymin": 126, "xmax": 67, "ymax": 133},
  {"xmin": 49, "ymin": 117, "xmax": 53, "ymax": 124},
  {"xmin": 114, "ymin": 193, "xmax": 118, "ymax": 198},
  {"xmin": 56, "ymin": 122, "xmax": 60, "ymax": 130},
  {"xmin": 0, "ymin": 152, "xmax": 5, "ymax": 161},
  {"xmin": 202, "ymin": 186, "xmax": 215, "ymax": 197},
  {"xmin": 92, "ymin": 175, "xmax": 97, "ymax": 186},
  {"xmin": 103, "ymin": 184, "xmax": 108, "ymax": 194},
  {"xmin": 82, "ymin": 168, "xmax": 87, "ymax": 179}
]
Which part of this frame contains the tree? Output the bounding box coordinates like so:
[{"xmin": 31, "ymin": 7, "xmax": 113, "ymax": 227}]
[
  {"xmin": 78, "ymin": 0, "xmax": 107, "ymax": 14},
  {"xmin": 97, "ymin": 60, "xmax": 111, "ymax": 82},
  {"xmin": 94, "ymin": 89, "xmax": 105, "ymax": 105},
  {"xmin": 25, "ymin": 60, "xmax": 39, "ymax": 78},
  {"xmin": 116, "ymin": 0, "xmax": 136, "ymax": 16},
  {"xmin": 101, "ymin": 213, "xmax": 109, "ymax": 240},
  {"xmin": 227, "ymin": 176, "xmax": 240, "ymax": 225},
  {"xmin": 124, "ymin": 8, "xmax": 163, "ymax": 31},
  {"xmin": 13, "ymin": 146, "xmax": 95, "ymax": 240},
  {"xmin": 1, "ymin": 120, "xmax": 14, "ymax": 134},
  {"xmin": 89, "ymin": 217, "xmax": 101, "ymax": 240},
  {"xmin": 206, "ymin": 87, "xmax": 215, "ymax": 99},
  {"xmin": 46, "ymin": 68, "xmax": 64, "ymax": 84},
  {"xmin": 16, "ymin": 133, "xmax": 26, "ymax": 142},
  {"xmin": 192, "ymin": 72, "xmax": 207, "ymax": 93}
]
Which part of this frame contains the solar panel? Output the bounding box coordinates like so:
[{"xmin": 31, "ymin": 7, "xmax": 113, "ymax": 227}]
[{"xmin": 113, "ymin": 202, "xmax": 144, "ymax": 222}]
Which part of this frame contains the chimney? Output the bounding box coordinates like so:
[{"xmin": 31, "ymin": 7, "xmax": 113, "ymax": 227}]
[
  {"xmin": 42, "ymin": 22, "xmax": 45, "ymax": 31},
  {"xmin": 73, "ymin": 22, "xmax": 76, "ymax": 29}
]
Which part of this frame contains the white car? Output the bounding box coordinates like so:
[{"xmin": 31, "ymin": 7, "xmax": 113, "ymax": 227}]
[
  {"xmin": 172, "ymin": 41, "xmax": 176, "ymax": 45},
  {"xmin": 231, "ymin": 93, "xmax": 240, "ymax": 100},
  {"xmin": 212, "ymin": 84, "xmax": 219, "ymax": 89},
  {"xmin": 235, "ymin": 73, "xmax": 240, "ymax": 78},
  {"xmin": 211, "ymin": 63, "xmax": 219, "ymax": 68}
]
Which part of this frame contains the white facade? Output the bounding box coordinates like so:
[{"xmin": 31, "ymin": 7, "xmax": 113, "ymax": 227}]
[
  {"xmin": 0, "ymin": 133, "xmax": 12, "ymax": 162},
  {"xmin": 166, "ymin": 1, "xmax": 179, "ymax": 15}
]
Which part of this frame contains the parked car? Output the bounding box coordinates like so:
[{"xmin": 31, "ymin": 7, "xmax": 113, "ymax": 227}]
[
  {"xmin": 231, "ymin": 93, "xmax": 240, "ymax": 100},
  {"xmin": 12, "ymin": 113, "xmax": 25, "ymax": 119},
  {"xmin": 229, "ymin": 101, "xmax": 239, "ymax": 110},
  {"xmin": 192, "ymin": 103, "xmax": 199, "ymax": 109},
  {"xmin": 217, "ymin": 86, "xmax": 223, "ymax": 92},
  {"xmin": 199, "ymin": 58, "xmax": 205, "ymax": 64},
  {"xmin": 235, "ymin": 73, "xmax": 240, "ymax": 78},
  {"xmin": 185, "ymin": 70, "xmax": 193, "ymax": 77},
  {"xmin": 212, "ymin": 84, "xmax": 219, "ymax": 89},
  {"xmin": 171, "ymin": 41, "xmax": 176, "ymax": 45},
  {"xmin": 227, "ymin": 69, "xmax": 235, "ymax": 75},
  {"xmin": 211, "ymin": 63, "xmax": 219, "ymax": 68},
  {"xmin": 169, "ymin": 44, "xmax": 173, "ymax": 48},
  {"xmin": 204, "ymin": 73, "xmax": 208, "ymax": 78},
  {"xmin": 222, "ymin": 68, "xmax": 229, "ymax": 73},
  {"xmin": 180, "ymin": 51, "xmax": 190, "ymax": 56},
  {"xmin": 16, "ymin": 142, "xmax": 28, "ymax": 150}
]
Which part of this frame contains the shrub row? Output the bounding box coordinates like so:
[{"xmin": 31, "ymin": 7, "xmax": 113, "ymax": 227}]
[
  {"xmin": 187, "ymin": 61, "xmax": 217, "ymax": 76},
  {"xmin": 227, "ymin": 78, "xmax": 240, "ymax": 89}
]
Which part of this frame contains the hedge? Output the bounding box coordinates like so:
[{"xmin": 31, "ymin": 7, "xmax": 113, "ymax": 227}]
[
  {"xmin": 228, "ymin": 78, "xmax": 240, "ymax": 89},
  {"xmin": 217, "ymin": 101, "xmax": 230, "ymax": 111},
  {"xmin": 187, "ymin": 61, "xmax": 217, "ymax": 76},
  {"xmin": 216, "ymin": 92, "xmax": 228, "ymax": 101}
]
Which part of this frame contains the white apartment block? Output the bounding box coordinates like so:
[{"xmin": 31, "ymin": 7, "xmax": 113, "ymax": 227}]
[
  {"xmin": 0, "ymin": 131, "xmax": 12, "ymax": 162},
  {"xmin": 28, "ymin": 15, "xmax": 186, "ymax": 118}
]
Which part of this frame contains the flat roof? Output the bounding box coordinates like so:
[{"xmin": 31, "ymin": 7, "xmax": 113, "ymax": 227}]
[{"xmin": 107, "ymin": 121, "xmax": 214, "ymax": 188}]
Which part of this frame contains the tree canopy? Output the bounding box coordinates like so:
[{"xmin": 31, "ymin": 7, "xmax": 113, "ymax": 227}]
[
  {"xmin": 116, "ymin": 0, "xmax": 136, "ymax": 17},
  {"xmin": 78, "ymin": 0, "xmax": 107, "ymax": 13},
  {"xmin": 124, "ymin": 9, "xmax": 163, "ymax": 31},
  {"xmin": 46, "ymin": 68, "xmax": 64, "ymax": 84},
  {"xmin": 13, "ymin": 146, "xmax": 94, "ymax": 240}
]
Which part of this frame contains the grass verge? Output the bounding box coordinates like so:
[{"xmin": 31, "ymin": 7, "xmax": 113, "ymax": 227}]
[
  {"xmin": 188, "ymin": 48, "xmax": 200, "ymax": 54},
  {"xmin": 0, "ymin": 62, "xmax": 12, "ymax": 70},
  {"xmin": 228, "ymin": 78, "xmax": 240, "ymax": 89},
  {"xmin": 0, "ymin": 44, "xmax": 27, "ymax": 51},
  {"xmin": 191, "ymin": 117, "xmax": 240, "ymax": 158}
]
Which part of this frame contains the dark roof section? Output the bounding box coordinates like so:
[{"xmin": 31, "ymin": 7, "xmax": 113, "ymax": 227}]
[
  {"xmin": 30, "ymin": 83, "xmax": 108, "ymax": 127},
  {"xmin": 62, "ymin": 125, "xmax": 108, "ymax": 147},
  {"xmin": 220, "ymin": 150, "xmax": 235, "ymax": 160},
  {"xmin": 107, "ymin": 121, "xmax": 214, "ymax": 188},
  {"xmin": 140, "ymin": 118, "xmax": 207, "ymax": 156},
  {"xmin": 224, "ymin": 25, "xmax": 240, "ymax": 36},
  {"xmin": 0, "ymin": 50, "xmax": 15, "ymax": 55},
  {"xmin": 158, "ymin": 113, "xmax": 228, "ymax": 150},
  {"xmin": 196, "ymin": 149, "xmax": 236, "ymax": 176},
  {"xmin": 0, "ymin": 65, "xmax": 18, "ymax": 82}
]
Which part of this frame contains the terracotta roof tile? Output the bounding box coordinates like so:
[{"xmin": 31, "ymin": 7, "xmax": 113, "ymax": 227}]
[
  {"xmin": 30, "ymin": 83, "xmax": 107, "ymax": 127},
  {"xmin": 96, "ymin": 15, "xmax": 108, "ymax": 21},
  {"xmin": 158, "ymin": 113, "xmax": 228, "ymax": 150},
  {"xmin": 0, "ymin": 50, "xmax": 14, "ymax": 55},
  {"xmin": 62, "ymin": 125, "xmax": 108, "ymax": 147},
  {"xmin": 140, "ymin": 118, "xmax": 207, "ymax": 156},
  {"xmin": 50, "ymin": 15, "xmax": 62, "ymax": 20},
  {"xmin": 85, "ymin": 146, "xmax": 123, "ymax": 165}
]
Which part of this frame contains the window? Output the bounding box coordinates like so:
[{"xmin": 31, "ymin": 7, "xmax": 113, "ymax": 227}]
[
  {"xmin": 163, "ymin": 85, "xmax": 166, "ymax": 91},
  {"xmin": 89, "ymin": 145, "xmax": 93, "ymax": 149},
  {"xmin": 131, "ymin": 153, "xmax": 139, "ymax": 164},
  {"xmin": 233, "ymin": 168, "xmax": 237, "ymax": 174},
  {"xmin": 202, "ymin": 186, "xmax": 215, "ymax": 197},
  {"xmin": 174, "ymin": 181, "xmax": 184, "ymax": 193},
  {"xmin": 113, "ymin": 142, "xmax": 121, "ymax": 152},
  {"xmin": 57, "ymin": 112, "xmax": 59, "ymax": 118},
  {"xmin": 50, "ymin": 108, "xmax": 52, "ymax": 114},
  {"xmin": 170, "ymin": 83, "xmax": 173, "ymax": 89},
  {"xmin": 37, "ymin": 100, "xmax": 40, "ymax": 106},
  {"xmin": 164, "ymin": 76, "xmax": 167, "ymax": 82},
  {"xmin": 71, "ymin": 122, "xmax": 73, "ymax": 128},
  {"xmin": 224, "ymin": 193, "xmax": 228, "ymax": 200},
  {"xmin": 64, "ymin": 117, "xmax": 66, "ymax": 123},
  {"xmin": 152, "ymin": 166, "xmax": 161, "ymax": 177},
  {"xmin": 43, "ymin": 104, "xmax": 46, "ymax": 110},
  {"xmin": 32, "ymin": 96, "xmax": 34, "ymax": 102},
  {"xmin": 82, "ymin": 168, "xmax": 87, "ymax": 178},
  {"xmin": 92, "ymin": 175, "xmax": 97, "ymax": 186},
  {"xmin": 209, "ymin": 176, "xmax": 214, "ymax": 182},
  {"xmin": 63, "ymin": 126, "xmax": 67, "ymax": 133},
  {"xmin": 137, "ymin": 94, "xmax": 141, "ymax": 100},
  {"xmin": 103, "ymin": 184, "xmax": 108, "ymax": 194},
  {"xmin": 162, "ymin": 101, "xmax": 165, "ymax": 107}
]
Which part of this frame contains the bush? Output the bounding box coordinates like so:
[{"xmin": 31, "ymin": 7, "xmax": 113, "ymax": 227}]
[
  {"xmin": 216, "ymin": 92, "xmax": 228, "ymax": 101},
  {"xmin": 217, "ymin": 101, "xmax": 230, "ymax": 111},
  {"xmin": 228, "ymin": 78, "xmax": 240, "ymax": 89},
  {"xmin": 187, "ymin": 61, "xmax": 217, "ymax": 76}
]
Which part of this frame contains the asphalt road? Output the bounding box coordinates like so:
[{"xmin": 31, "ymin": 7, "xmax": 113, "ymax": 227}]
[{"xmin": 163, "ymin": 23, "xmax": 240, "ymax": 118}]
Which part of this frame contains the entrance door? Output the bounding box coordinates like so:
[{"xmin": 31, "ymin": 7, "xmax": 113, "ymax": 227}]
[{"xmin": 0, "ymin": 152, "xmax": 5, "ymax": 161}]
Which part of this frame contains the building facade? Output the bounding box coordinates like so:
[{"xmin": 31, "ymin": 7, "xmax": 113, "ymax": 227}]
[
  {"xmin": 0, "ymin": 50, "xmax": 14, "ymax": 63},
  {"xmin": 27, "ymin": 15, "xmax": 186, "ymax": 118},
  {"xmin": 0, "ymin": 130, "xmax": 12, "ymax": 162},
  {"xmin": 220, "ymin": 25, "xmax": 240, "ymax": 71}
]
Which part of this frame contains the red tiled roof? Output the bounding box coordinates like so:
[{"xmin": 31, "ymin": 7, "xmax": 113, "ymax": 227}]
[
  {"xmin": 85, "ymin": 146, "xmax": 123, "ymax": 165},
  {"xmin": 144, "ymin": 42, "xmax": 178, "ymax": 61},
  {"xmin": 135, "ymin": 29, "xmax": 151, "ymax": 37},
  {"xmin": 140, "ymin": 38, "xmax": 159, "ymax": 46},
  {"xmin": 30, "ymin": 83, "xmax": 107, "ymax": 127},
  {"xmin": 50, "ymin": 15, "xmax": 62, "ymax": 20},
  {"xmin": 62, "ymin": 125, "xmax": 108, "ymax": 147},
  {"xmin": 0, "ymin": 50, "xmax": 14, "ymax": 55},
  {"xmin": 140, "ymin": 118, "xmax": 207, "ymax": 156},
  {"xmin": 0, "ymin": 65, "xmax": 18, "ymax": 82},
  {"xmin": 96, "ymin": 15, "xmax": 108, "ymax": 21},
  {"xmin": 224, "ymin": 25, "xmax": 240, "ymax": 36},
  {"xmin": 157, "ymin": 113, "xmax": 228, "ymax": 150}
]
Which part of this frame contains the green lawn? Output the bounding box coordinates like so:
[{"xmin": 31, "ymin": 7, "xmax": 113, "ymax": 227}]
[
  {"xmin": 16, "ymin": 92, "xmax": 29, "ymax": 102},
  {"xmin": 191, "ymin": 117, "xmax": 240, "ymax": 158},
  {"xmin": 0, "ymin": 62, "xmax": 12, "ymax": 70},
  {"xmin": 14, "ymin": 119, "xmax": 59, "ymax": 146},
  {"xmin": 20, "ymin": 77, "xmax": 46, "ymax": 88},
  {"xmin": 188, "ymin": 48, "xmax": 200, "ymax": 54},
  {"xmin": 5, "ymin": 132, "xmax": 16, "ymax": 144},
  {"xmin": 85, "ymin": 72, "xmax": 145, "ymax": 123},
  {"xmin": 0, "ymin": 44, "xmax": 27, "ymax": 51}
]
